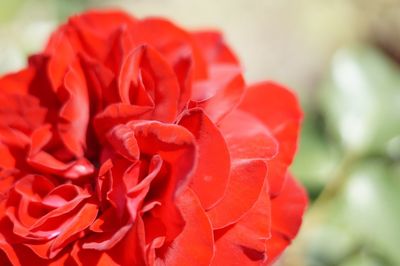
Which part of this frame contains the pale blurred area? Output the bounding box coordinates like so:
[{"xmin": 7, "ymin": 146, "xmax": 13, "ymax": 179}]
[
  {"xmin": 1, "ymin": 1, "xmax": 400, "ymax": 266},
  {"xmin": 1, "ymin": 0, "xmax": 398, "ymax": 93}
]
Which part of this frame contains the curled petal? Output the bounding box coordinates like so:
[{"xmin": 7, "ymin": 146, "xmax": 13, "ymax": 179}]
[
  {"xmin": 127, "ymin": 120, "xmax": 197, "ymax": 197},
  {"xmin": 126, "ymin": 156, "xmax": 163, "ymax": 220},
  {"xmin": 82, "ymin": 224, "xmax": 132, "ymax": 251},
  {"xmin": 106, "ymin": 124, "xmax": 140, "ymax": 162},
  {"xmin": 207, "ymin": 159, "xmax": 267, "ymax": 229},
  {"xmin": 94, "ymin": 104, "xmax": 152, "ymax": 140},
  {"xmin": 119, "ymin": 45, "xmax": 180, "ymax": 122},
  {"xmin": 127, "ymin": 121, "xmax": 197, "ymax": 242},
  {"xmin": 179, "ymin": 109, "xmax": 230, "ymax": 209},
  {"xmin": 48, "ymin": 202, "xmax": 98, "ymax": 258},
  {"xmin": 58, "ymin": 61, "xmax": 89, "ymax": 157},
  {"xmin": 73, "ymin": 216, "xmax": 147, "ymax": 265}
]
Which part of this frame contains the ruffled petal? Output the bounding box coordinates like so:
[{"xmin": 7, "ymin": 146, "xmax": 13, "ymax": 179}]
[
  {"xmin": 47, "ymin": 202, "xmax": 98, "ymax": 258},
  {"xmin": 27, "ymin": 126, "xmax": 94, "ymax": 179},
  {"xmin": 94, "ymin": 104, "xmax": 152, "ymax": 140},
  {"xmin": 106, "ymin": 124, "xmax": 140, "ymax": 162},
  {"xmin": 128, "ymin": 121, "xmax": 197, "ymax": 238},
  {"xmin": 0, "ymin": 94, "xmax": 46, "ymax": 135},
  {"xmin": 72, "ymin": 217, "xmax": 147, "ymax": 265}
]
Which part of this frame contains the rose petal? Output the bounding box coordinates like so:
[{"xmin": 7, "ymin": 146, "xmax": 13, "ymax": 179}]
[
  {"xmin": 45, "ymin": 202, "xmax": 97, "ymax": 258},
  {"xmin": 191, "ymin": 31, "xmax": 239, "ymax": 65},
  {"xmin": 207, "ymin": 159, "xmax": 267, "ymax": 229},
  {"xmin": 238, "ymin": 82, "xmax": 302, "ymax": 196},
  {"xmin": 127, "ymin": 121, "xmax": 197, "ymax": 242},
  {"xmin": 127, "ymin": 120, "xmax": 197, "ymax": 197},
  {"xmin": 94, "ymin": 104, "xmax": 152, "ymax": 140},
  {"xmin": 0, "ymin": 128, "xmax": 30, "ymax": 170},
  {"xmin": 78, "ymin": 53, "xmax": 115, "ymax": 112},
  {"xmin": 69, "ymin": 10, "xmax": 137, "ymax": 37},
  {"xmin": 72, "ymin": 216, "xmax": 147, "ymax": 265},
  {"xmin": 27, "ymin": 55, "xmax": 60, "ymax": 120},
  {"xmin": 160, "ymin": 189, "xmax": 214, "ymax": 266},
  {"xmin": 179, "ymin": 109, "xmax": 230, "ymax": 209},
  {"xmin": 45, "ymin": 29, "xmax": 78, "ymax": 91},
  {"xmin": 212, "ymin": 182, "xmax": 271, "ymax": 265},
  {"xmin": 219, "ymin": 110, "xmax": 278, "ymax": 161},
  {"xmin": 0, "ymin": 68, "xmax": 34, "ymax": 95},
  {"xmin": 102, "ymin": 27, "xmax": 136, "ymax": 74},
  {"xmin": 130, "ymin": 18, "xmax": 207, "ymax": 80},
  {"xmin": 0, "ymin": 142, "xmax": 16, "ymax": 169},
  {"xmin": 173, "ymin": 56, "xmax": 193, "ymax": 111},
  {"xmin": 82, "ymin": 224, "xmax": 131, "ymax": 251},
  {"xmin": 0, "ymin": 231, "xmax": 20, "ymax": 266},
  {"xmin": 0, "ymin": 91, "xmax": 46, "ymax": 135},
  {"xmin": 266, "ymin": 173, "xmax": 308, "ymax": 264},
  {"xmin": 106, "ymin": 124, "xmax": 140, "ymax": 162},
  {"xmin": 193, "ymin": 66, "xmax": 245, "ymax": 122},
  {"xmin": 119, "ymin": 45, "xmax": 180, "ymax": 122},
  {"xmin": 126, "ymin": 156, "xmax": 163, "ymax": 220},
  {"xmin": 2, "ymin": 242, "xmax": 71, "ymax": 266},
  {"xmin": 58, "ymin": 61, "xmax": 89, "ymax": 157},
  {"xmin": 27, "ymin": 125, "xmax": 94, "ymax": 179}
]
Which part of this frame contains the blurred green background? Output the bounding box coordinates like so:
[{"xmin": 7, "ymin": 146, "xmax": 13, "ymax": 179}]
[{"xmin": 1, "ymin": 0, "xmax": 400, "ymax": 265}]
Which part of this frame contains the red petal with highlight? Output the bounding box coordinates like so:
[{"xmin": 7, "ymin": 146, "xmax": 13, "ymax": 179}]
[
  {"xmin": 179, "ymin": 109, "xmax": 230, "ymax": 209},
  {"xmin": 239, "ymin": 82, "xmax": 302, "ymax": 196},
  {"xmin": 207, "ymin": 159, "xmax": 267, "ymax": 229},
  {"xmin": 161, "ymin": 189, "xmax": 214, "ymax": 266},
  {"xmin": 212, "ymin": 182, "xmax": 271, "ymax": 266},
  {"xmin": 266, "ymin": 174, "xmax": 308, "ymax": 264}
]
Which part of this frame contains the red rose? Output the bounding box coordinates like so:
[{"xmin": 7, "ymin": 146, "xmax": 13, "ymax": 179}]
[{"xmin": 0, "ymin": 10, "xmax": 307, "ymax": 265}]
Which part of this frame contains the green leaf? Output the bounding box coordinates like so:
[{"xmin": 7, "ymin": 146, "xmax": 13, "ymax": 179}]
[
  {"xmin": 320, "ymin": 46, "xmax": 400, "ymax": 154},
  {"xmin": 340, "ymin": 159, "xmax": 400, "ymax": 265}
]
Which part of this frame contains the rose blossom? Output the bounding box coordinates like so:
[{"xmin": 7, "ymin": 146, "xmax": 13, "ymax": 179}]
[{"xmin": 0, "ymin": 10, "xmax": 307, "ymax": 265}]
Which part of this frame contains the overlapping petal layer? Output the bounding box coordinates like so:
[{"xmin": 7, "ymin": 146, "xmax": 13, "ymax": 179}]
[{"xmin": 0, "ymin": 10, "xmax": 306, "ymax": 265}]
